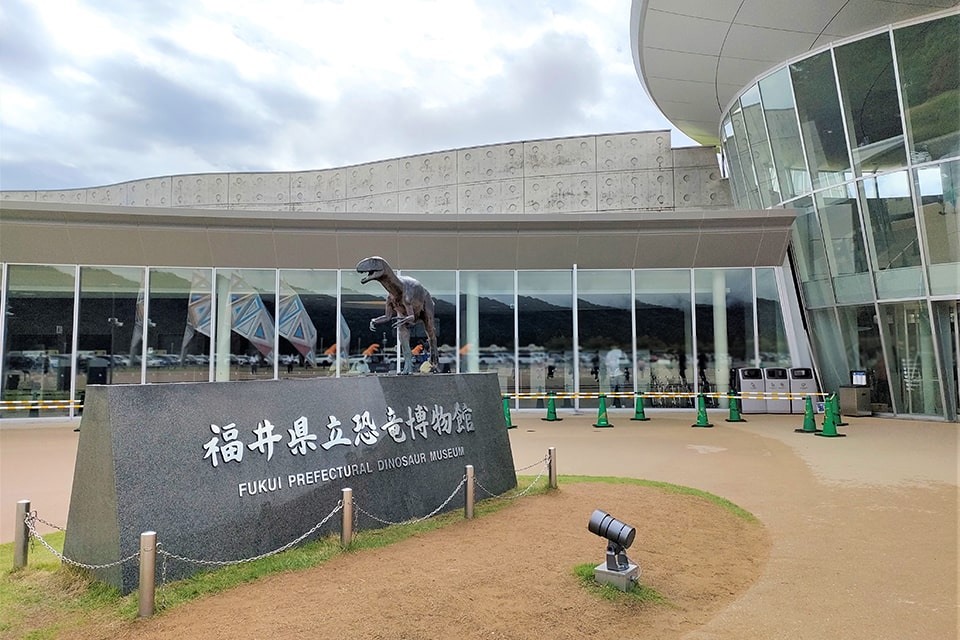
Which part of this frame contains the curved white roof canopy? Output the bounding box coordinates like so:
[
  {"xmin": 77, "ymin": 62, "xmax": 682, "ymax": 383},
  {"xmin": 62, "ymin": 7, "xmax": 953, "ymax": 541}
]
[{"xmin": 631, "ymin": 0, "xmax": 960, "ymax": 146}]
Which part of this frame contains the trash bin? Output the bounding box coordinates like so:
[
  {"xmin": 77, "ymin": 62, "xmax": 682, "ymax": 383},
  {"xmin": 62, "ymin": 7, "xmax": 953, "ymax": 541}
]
[
  {"xmin": 736, "ymin": 368, "xmax": 766, "ymax": 413},
  {"xmin": 87, "ymin": 357, "xmax": 109, "ymax": 385},
  {"xmin": 788, "ymin": 367, "xmax": 817, "ymax": 413},
  {"xmin": 763, "ymin": 367, "xmax": 790, "ymax": 413}
]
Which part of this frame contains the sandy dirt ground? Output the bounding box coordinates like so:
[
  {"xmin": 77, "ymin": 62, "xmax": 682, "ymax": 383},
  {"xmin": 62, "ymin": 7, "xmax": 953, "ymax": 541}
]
[{"xmin": 1, "ymin": 410, "xmax": 957, "ymax": 639}]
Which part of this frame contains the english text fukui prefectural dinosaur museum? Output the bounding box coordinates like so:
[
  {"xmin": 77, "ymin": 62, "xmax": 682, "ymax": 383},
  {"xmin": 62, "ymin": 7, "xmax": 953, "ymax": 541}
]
[{"xmin": 1, "ymin": 2, "xmax": 958, "ymax": 421}]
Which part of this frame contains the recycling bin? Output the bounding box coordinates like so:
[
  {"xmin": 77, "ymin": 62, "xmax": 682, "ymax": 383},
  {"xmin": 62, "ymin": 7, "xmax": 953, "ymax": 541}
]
[
  {"xmin": 763, "ymin": 367, "xmax": 790, "ymax": 413},
  {"xmin": 788, "ymin": 367, "xmax": 817, "ymax": 413},
  {"xmin": 736, "ymin": 368, "xmax": 766, "ymax": 413}
]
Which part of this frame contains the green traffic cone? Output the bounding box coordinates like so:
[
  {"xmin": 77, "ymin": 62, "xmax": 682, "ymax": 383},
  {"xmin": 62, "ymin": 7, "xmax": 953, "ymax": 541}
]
[
  {"xmin": 503, "ymin": 395, "xmax": 515, "ymax": 429},
  {"xmin": 815, "ymin": 395, "xmax": 846, "ymax": 438},
  {"xmin": 630, "ymin": 393, "xmax": 650, "ymax": 421},
  {"xmin": 692, "ymin": 393, "xmax": 714, "ymax": 428},
  {"xmin": 725, "ymin": 390, "xmax": 746, "ymax": 422},
  {"xmin": 794, "ymin": 395, "xmax": 820, "ymax": 433},
  {"xmin": 541, "ymin": 392, "xmax": 562, "ymax": 421},
  {"xmin": 593, "ymin": 394, "xmax": 613, "ymax": 428},
  {"xmin": 831, "ymin": 394, "xmax": 849, "ymax": 426}
]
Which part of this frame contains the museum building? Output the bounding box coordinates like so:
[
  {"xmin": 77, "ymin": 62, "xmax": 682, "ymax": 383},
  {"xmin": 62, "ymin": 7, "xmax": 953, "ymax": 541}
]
[{"xmin": 0, "ymin": 1, "xmax": 957, "ymax": 421}]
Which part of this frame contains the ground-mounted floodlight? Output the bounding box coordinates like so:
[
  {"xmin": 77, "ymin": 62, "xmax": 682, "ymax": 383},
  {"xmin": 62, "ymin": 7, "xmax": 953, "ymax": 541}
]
[{"xmin": 588, "ymin": 509, "xmax": 640, "ymax": 591}]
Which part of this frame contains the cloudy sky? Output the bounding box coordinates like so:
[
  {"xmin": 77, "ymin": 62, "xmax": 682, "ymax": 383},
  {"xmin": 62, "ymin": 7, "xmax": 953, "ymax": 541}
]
[{"xmin": 0, "ymin": 0, "xmax": 694, "ymax": 191}]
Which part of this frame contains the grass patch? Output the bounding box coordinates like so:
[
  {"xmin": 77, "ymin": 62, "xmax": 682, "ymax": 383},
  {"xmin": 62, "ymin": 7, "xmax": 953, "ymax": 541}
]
[
  {"xmin": 0, "ymin": 473, "xmax": 754, "ymax": 638},
  {"xmin": 558, "ymin": 475, "xmax": 757, "ymax": 523},
  {"xmin": 572, "ymin": 563, "xmax": 670, "ymax": 605}
]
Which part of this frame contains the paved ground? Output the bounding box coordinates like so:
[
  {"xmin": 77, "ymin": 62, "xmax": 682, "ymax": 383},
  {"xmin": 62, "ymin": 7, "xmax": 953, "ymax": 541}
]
[{"xmin": 1, "ymin": 409, "xmax": 957, "ymax": 638}]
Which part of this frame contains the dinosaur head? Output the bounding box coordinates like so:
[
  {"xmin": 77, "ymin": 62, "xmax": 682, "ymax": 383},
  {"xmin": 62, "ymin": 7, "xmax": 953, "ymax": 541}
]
[{"xmin": 356, "ymin": 256, "xmax": 389, "ymax": 284}]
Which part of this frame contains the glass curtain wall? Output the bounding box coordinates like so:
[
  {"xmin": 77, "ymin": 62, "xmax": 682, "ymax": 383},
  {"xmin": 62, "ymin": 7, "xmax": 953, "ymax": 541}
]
[
  {"xmin": 76, "ymin": 267, "xmax": 142, "ymax": 394},
  {"xmin": 879, "ymin": 301, "xmax": 942, "ymax": 416},
  {"xmin": 635, "ymin": 270, "xmax": 693, "ymax": 408},
  {"xmin": 577, "ymin": 270, "xmax": 632, "ymax": 409},
  {"xmin": 147, "ymin": 268, "xmax": 213, "ymax": 384},
  {"xmin": 815, "ymin": 186, "xmax": 872, "ymax": 303},
  {"xmin": 1, "ymin": 265, "xmax": 76, "ymax": 418},
  {"xmin": 791, "ymin": 50, "xmax": 851, "ymax": 190},
  {"xmin": 758, "ymin": 68, "xmax": 808, "ymax": 201},
  {"xmin": 215, "ymin": 269, "xmax": 277, "ymax": 382},
  {"xmin": 459, "ymin": 271, "xmax": 515, "ymax": 394},
  {"xmin": 339, "ymin": 268, "xmax": 382, "ymax": 376},
  {"xmin": 277, "ymin": 270, "xmax": 338, "ymax": 378},
  {"xmin": 694, "ymin": 269, "xmax": 753, "ymax": 404},
  {"xmin": 756, "ymin": 268, "xmax": 790, "ymax": 367},
  {"xmin": 837, "ymin": 305, "xmax": 891, "ymax": 411},
  {"xmin": 518, "ymin": 271, "xmax": 572, "ymax": 409},
  {"xmin": 916, "ymin": 160, "xmax": 960, "ymax": 295},
  {"xmin": 402, "ymin": 270, "xmax": 457, "ymax": 373},
  {"xmin": 860, "ymin": 171, "xmax": 925, "ymax": 298}
]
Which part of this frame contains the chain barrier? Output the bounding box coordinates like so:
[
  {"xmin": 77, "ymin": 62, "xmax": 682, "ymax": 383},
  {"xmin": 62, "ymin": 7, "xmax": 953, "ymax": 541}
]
[
  {"xmin": 475, "ymin": 452, "xmax": 551, "ymax": 501},
  {"xmin": 23, "ymin": 511, "xmax": 139, "ymax": 570},
  {"xmin": 353, "ymin": 475, "xmax": 467, "ymax": 526}
]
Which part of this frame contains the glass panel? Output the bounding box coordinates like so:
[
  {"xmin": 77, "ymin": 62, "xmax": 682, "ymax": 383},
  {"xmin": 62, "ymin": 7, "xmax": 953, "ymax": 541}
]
[
  {"xmin": 459, "ymin": 271, "xmax": 515, "ymax": 395},
  {"xmin": 577, "ymin": 270, "xmax": 632, "ymax": 409},
  {"xmin": 756, "ymin": 268, "xmax": 790, "ymax": 367},
  {"xmin": 759, "ymin": 68, "xmax": 809, "ymax": 201},
  {"xmin": 837, "ymin": 305, "xmax": 891, "ymax": 411},
  {"xmin": 635, "ymin": 270, "xmax": 693, "ymax": 408},
  {"xmin": 807, "ymin": 308, "xmax": 847, "ymax": 396},
  {"xmin": 879, "ymin": 301, "xmax": 943, "ymax": 416},
  {"xmin": 401, "ymin": 270, "xmax": 457, "ymax": 374},
  {"xmin": 790, "ymin": 196, "xmax": 836, "ymax": 307},
  {"xmin": 147, "ymin": 268, "xmax": 212, "ymax": 384},
  {"xmin": 791, "ymin": 50, "xmax": 852, "ymax": 190},
  {"xmin": 215, "ymin": 269, "xmax": 276, "ymax": 381},
  {"xmin": 741, "ymin": 84, "xmax": 781, "ymax": 207},
  {"xmin": 277, "ymin": 270, "xmax": 338, "ymax": 378},
  {"xmin": 916, "ymin": 160, "xmax": 960, "ymax": 295},
  {"xmin": 76, "ymin": 267, "xmax": 143, "ymax": 396},
  {"xmin": 721, "ymin": 115, "xmax": 750, "ymax": 206},
  {"xmin": 694, "ymin": 269, "xmax": 753, "ymax": 401},
  {"xmin": 518, "ymin": 271, "xmax": 571, "ymax": 409},
  {"xmin": 931, "ymin": 301, "xmax": 958, "ymax": 421},
  {"xmin": 815, "ymin": 186, "xmax": 872, "ymax": 303},
  {"xmin": 729, "ymin": 100, "xmax": 762, "ymax": 208},
  {"xmin": 860, "ymin": 171, "xmax": 925, "ymax": 298},
  {"xmin": 895, "ymin": 14, "xmax": 960, "ymax": 163},
  {"xmin": 1, "ymin": 265, "xmax": 76, "ymax": 418},
  {"xmin": 835, "ymin": 32, "xmax": 907, "ymax": 175}
]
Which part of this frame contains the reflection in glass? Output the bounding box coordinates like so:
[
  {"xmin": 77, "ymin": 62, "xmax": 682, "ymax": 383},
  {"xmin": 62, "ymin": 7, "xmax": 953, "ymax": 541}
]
[
  {"xmin": 838, "ymin": 305, "xmax": 891, "ymax": 410},
  {"xmin": 577, "ymin": 270, "xmax": 632, "ymax": 409},
  {"xmin": 835, "ymin": 32, "xmax": 907, "ymax": 175},
  {"xmin": 402, "ymin": 270, "xmax": 457, "ymax": 374},
  {"xmin": 1, "ymin": 265, "xmax": 76, "ymax": 417},
  {"xmin": 895, "ymin": 14, "xmax": 960, "ymax": 163},
  {"xmin": 76, "ymin": 267, "xmax": 143, "ymax": 394},
  {"xmin": 215, "ymin": 269, "xmax": 277, "ymax": 382},
  {"xmin": 859, "ymin": 171, "xmax": 925, "ymax": 298},
  {"xmin": 879, "ymin": 301, "xmax": 942, "ymax": 415},
  {"xmin": 815, "ymin": 187, "xmax": 873, "ymax": 303},
  {"xmin": 789, "ymin": 196, "xmax": 835, "ymax": 308},
  {"xmin": 756, "ymin": 268, "xmax": 790, "ymax": 367},
  {"xmin": 791, "ymin": 50, "xmax": 851, "ymax": 190},
  {"xmin": 741, "ymin": 85, "xmax": 780, "ymax": 207},
  {"xmin": 148, "ymin": 268, "xmax": 212, "ymax": 384},
  {"xmin": 278, "ymin": 270, "xmax": 338, "ymax": 379},
  {"xmin": 721, "ymin": 115, "xmax": 751, "ymax": 205},
  {"xmin": 459, "ymin": 271, "xmax": 515, "ymax": 394},
  {"xmin": 694, "ymin": 269, "xmax": 753, "ymax": 402},
  {"xmin": 759, "ymin": 68, "xmax": 809, "ymax": 201},
  {"xmin": 915, "ymin": 160, "xmax": 960, "ymax": 295},
  {"xmin": 340, "ymin": 269, "xmax": 382, "ymax": 377},
  {"xmin": 518, "ymin": 271, "xmax": 571, "ymax": 409},
  {"xmin": 807, "ymin": 308, "xmax": 847, "ymax": 396},
  {"xmin": 635, "ymin": 270, "xmax": 692, "ymax": 408},
  {"xmin": 729, "ymin": 101, "xmax": 762, "ymax": 208}
]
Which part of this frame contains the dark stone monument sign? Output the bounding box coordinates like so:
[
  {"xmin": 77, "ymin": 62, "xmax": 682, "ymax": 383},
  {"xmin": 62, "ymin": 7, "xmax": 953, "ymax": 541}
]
[{"xmin": 63, "ymin": 373, "xmax": 516, "ymax": 593}]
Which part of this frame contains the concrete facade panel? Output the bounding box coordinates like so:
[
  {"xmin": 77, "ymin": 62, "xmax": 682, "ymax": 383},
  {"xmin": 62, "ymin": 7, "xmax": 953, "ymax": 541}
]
[
  {"xmin": 523, "ymin": 174, "xmax": 597, "ymax": 213},
  {"xmin": 346, "ymin": 160, "xmax": 399, "ymax": 198},
  {"xmin": 344, "ymin": 193, "xmax": 399, "ymax": 214},
  {"xmin": 227, "ymin": 173, "xmax": 290, "ymax": 207},
  {"xmin": 459, "ymin": 180, "xmax": 523, "ymax": 214},
  {"xmin": 126, "ymin": 177, "xmax": 172, "ymax": 207},
  {"xmin": 399, "ymin": 152, "xmax": 458, "ymax": 190},
  {"xmin": 598, "ymin": 131, "xmax": 673, "ymax": 171},
  {"xmin": 524, "ymin": 136, "xmax": 597, "ymax": 177},
  {"xmin": 174, "ymin": 174, "xmax": 228, "ymax": 207},
  {"xmin": 399, "ymin": 187, "xmax": 457, "ymax": 214},
  {"xmin": 87, "ymin": 184, "xmax": 128, "ymax": 206},
  {"xmin": 458, "ymin": 143, "xmax": 523, "ymax": 183},
  {"xmin": 36, "ymin": 189, "xmax": 88, "ymax": 205}
]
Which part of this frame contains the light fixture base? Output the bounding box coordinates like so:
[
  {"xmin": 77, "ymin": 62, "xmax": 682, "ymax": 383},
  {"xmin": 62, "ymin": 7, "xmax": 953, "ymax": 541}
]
[{"xmin": 593, "ymin": 562, "xmax": 640, "ymax": 592}]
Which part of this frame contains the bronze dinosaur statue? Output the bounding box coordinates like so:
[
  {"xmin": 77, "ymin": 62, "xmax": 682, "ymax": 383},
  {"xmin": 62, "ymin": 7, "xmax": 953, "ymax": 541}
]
[{"xmin": 356, "ymin": 256, "xmax": 439, "ymax": 374}]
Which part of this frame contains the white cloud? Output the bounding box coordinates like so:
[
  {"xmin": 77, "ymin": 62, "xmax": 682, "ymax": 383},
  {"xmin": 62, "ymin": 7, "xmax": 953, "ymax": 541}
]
[{"xmin": 0, "ymin": 0, "xmax": 695, "ymax": 191}]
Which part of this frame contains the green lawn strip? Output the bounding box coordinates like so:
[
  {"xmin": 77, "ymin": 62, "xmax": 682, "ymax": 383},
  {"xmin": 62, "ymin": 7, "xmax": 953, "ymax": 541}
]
[
  {"xmin": 558, "ymin": 475, "xmax": 757, "ymax": 523},
  {"xmin": 572, "ymin": 563, "xmax": 671, "ymax": 606},
  {"xmin": 1, "ymin": 472, "xmax": 753, "ymax": 637}
]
